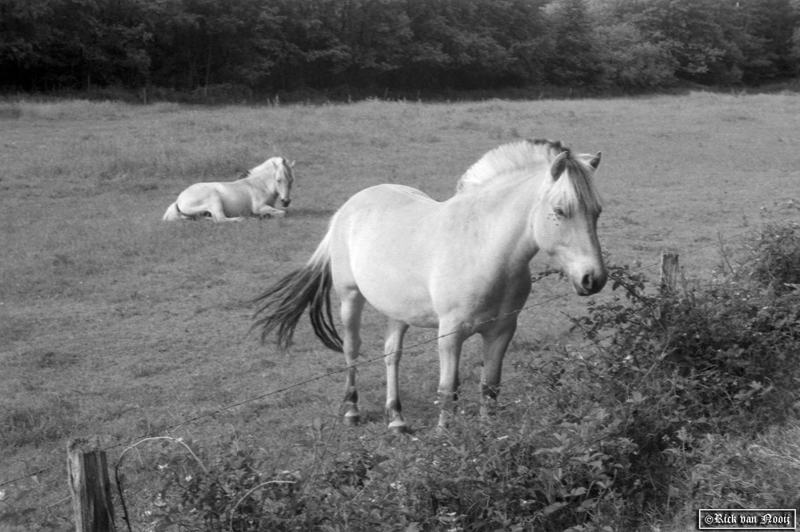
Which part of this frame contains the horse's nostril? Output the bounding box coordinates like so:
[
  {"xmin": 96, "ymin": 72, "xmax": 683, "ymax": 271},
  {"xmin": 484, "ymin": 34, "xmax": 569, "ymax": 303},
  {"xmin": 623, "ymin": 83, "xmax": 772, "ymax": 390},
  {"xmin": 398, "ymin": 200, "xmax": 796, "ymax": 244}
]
[{"xmin": 582, "ymin": 273, "xmax": 593, "ymax": 291}]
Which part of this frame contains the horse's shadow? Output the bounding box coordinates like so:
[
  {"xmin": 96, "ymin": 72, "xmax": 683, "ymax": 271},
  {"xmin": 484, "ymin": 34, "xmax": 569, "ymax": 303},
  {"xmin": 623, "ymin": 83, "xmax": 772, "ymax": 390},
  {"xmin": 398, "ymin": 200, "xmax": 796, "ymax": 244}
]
[
  {"xmin": 186, "ymin": 207, "xmax": 335, "ymax": 221},
  {"xmin": 283, "ymin": 207, "xmax": 337, "ymax": 220}
]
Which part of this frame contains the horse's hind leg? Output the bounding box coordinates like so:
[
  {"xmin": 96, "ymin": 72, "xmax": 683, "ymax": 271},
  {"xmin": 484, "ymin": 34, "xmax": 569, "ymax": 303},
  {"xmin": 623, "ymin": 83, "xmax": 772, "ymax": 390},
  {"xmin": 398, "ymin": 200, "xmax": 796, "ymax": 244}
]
[
  {"xmin": 206, "ymin": 197, "xmax": 246, "ymax": 222},
  {"xmin": 384, "ymin": 319, "xmax": 410, "ymax": 432},
  {"xmin": 254, "ymin": 204, "xmax": 287, "ymax": 218},
  {"xmin": 209, "ymin": 207, "xmax": 246, "ymax": 222},
  {"xmin": 340, "ymin": 289, "xmax": 365, "ymax": 426}
]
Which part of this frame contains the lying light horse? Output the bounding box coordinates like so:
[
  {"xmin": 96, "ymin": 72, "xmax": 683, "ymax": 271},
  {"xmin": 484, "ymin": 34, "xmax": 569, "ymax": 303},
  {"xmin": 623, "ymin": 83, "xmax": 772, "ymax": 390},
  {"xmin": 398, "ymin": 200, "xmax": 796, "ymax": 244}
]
[
  {"xmin": 163, "ymin": 157, "xmax": 294, "ymax": 222},
  {"xmin": 253, "ymin": 139, "xmax": 606, "ymax": 431}
]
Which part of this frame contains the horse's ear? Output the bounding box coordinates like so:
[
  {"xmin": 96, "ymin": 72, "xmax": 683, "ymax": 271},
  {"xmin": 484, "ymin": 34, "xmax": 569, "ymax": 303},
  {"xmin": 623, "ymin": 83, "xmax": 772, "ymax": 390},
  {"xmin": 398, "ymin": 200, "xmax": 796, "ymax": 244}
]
[
  {"xmin": 589, "ymin": 152, "xmax": 601, "ymax": 170},
  {"xmin": 550, "ymin": 151, "xmax": 568, "ymax": 180},
  {"xmin": 289, "ymin": 160, "xmax": 295, "ymax": 168}
]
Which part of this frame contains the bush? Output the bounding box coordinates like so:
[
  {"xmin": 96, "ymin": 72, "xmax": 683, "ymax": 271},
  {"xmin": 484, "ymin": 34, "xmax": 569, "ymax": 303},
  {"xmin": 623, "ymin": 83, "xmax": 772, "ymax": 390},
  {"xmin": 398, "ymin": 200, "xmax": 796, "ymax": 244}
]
[
  {"xmin": 143, "ymin": 412, "xmax": 629, "ymax": 532},
  {"xmin": 140, "ymin": 437, "xmax": 329, "ymax": 532},
  {"xmin": 540, "ymin": 217, "xmax": 800, "ymax": 526},
  {"xmin": 737, "ymin": 219, "xmax": 800, "ymax": 295}
]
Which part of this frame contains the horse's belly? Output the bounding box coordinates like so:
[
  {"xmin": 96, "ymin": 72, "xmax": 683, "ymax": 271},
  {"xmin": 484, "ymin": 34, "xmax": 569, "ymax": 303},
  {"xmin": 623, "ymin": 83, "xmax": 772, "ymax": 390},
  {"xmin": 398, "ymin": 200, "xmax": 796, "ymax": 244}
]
[
  {"xmin": 348, "ymin": 222, "xmax": 439, "ymax": 328},
  {"xmin": 357, "ymin": 271, "xmax": 439, "ymax": 328}
]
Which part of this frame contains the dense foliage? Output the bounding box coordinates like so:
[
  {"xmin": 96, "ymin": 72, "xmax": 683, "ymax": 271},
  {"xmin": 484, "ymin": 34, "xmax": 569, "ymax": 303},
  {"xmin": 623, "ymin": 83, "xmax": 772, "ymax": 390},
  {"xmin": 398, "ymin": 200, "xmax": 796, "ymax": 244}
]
[
  {"xmin": 135, "ymin": 215, "xmax": 800, "ymax": 530},
  {"xmin": 2, "ymin": 0, "xmax": 800, "ymax": 98}
]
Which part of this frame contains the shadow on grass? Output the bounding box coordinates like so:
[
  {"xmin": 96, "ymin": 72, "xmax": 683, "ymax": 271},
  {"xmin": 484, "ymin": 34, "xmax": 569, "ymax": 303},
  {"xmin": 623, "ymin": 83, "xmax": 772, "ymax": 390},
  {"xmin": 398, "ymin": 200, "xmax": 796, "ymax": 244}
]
[{"xmin": 283, "ymin": 207, "xmax": 337, "ymax": 220}]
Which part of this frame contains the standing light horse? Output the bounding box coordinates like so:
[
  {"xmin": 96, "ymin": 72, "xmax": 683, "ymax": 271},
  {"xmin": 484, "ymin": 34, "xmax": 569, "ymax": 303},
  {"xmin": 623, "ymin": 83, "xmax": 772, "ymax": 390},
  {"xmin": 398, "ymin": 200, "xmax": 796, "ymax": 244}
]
[
  {"xmin": 163, "ymin": 157, "xmax": 295, "ymax": 222},
  {"xmin": 253, "ymin": 139, "xmax": 606, "ymax": 431}
]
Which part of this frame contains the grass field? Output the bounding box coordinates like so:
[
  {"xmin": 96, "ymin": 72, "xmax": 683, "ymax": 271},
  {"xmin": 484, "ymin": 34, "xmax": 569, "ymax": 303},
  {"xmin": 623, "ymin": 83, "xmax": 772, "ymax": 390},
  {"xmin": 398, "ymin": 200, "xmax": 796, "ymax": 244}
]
[{"xmin": 1, "ymin": 93, "xmax": 800, "ymax": 530}]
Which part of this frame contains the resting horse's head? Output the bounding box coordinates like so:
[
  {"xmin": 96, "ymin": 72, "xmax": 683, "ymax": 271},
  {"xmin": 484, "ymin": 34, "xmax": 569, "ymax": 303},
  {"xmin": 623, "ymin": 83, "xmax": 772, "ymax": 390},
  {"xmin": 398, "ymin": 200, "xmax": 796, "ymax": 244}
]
[{"xmin": 274, "ymin": 158, "xmax": 295, "ymax": 207}]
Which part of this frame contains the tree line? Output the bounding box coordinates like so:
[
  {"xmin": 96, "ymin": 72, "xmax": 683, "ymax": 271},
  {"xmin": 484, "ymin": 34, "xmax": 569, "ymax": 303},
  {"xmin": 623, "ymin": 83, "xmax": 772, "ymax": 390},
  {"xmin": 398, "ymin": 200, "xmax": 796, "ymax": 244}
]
[{"xmin": 2, "ymin": 0, "xmax": 799, "ymax": 98}]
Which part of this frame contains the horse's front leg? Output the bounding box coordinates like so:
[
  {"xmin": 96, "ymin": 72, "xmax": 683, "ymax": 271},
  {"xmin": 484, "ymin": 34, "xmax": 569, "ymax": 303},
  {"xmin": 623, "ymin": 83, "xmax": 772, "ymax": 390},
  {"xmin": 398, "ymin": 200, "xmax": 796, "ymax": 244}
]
[
  {"xmin": 436, "ymin": 323, "xmax": 466, "ymax": 430},
  {"xmin": 479, "ymin": 319, "xmax": 517, "ymax": 419},
  {"xmin": 384, "ymin": 319, "xmax": 410, "ymax": 432},
  {"xmin": 254, "ymin": 204, "xmax": 287, "ymax": 218}
]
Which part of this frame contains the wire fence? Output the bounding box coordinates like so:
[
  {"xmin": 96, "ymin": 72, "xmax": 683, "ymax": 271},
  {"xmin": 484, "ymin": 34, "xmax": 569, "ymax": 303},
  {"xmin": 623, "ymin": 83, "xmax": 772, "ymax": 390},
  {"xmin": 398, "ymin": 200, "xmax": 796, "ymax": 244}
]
[{"xmin": 2, "ymin": 205, "xmax": 798, "ymax": 529}]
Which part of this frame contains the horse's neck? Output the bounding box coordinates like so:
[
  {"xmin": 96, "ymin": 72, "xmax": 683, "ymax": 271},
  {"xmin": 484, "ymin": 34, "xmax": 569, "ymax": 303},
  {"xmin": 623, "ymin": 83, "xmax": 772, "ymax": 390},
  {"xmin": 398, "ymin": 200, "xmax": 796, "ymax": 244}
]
[
  {"xmin": 243, "ymin": 171, "xmax": 275, "ymax": 195},
  {"xmin": 454, "ymin": 172, "xmax": 542, "ymax": 264}
]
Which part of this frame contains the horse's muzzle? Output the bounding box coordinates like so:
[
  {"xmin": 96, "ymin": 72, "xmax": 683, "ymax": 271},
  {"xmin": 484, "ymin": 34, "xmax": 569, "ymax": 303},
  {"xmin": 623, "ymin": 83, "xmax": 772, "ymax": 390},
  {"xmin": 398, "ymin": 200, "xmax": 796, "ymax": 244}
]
[
  {"xmin": 281, "ymin": 199, "xmax": 291, "ymax": 207},
  {"xmin": 574, "ymin": 270, "xmax": 607, "ymax": 296}
]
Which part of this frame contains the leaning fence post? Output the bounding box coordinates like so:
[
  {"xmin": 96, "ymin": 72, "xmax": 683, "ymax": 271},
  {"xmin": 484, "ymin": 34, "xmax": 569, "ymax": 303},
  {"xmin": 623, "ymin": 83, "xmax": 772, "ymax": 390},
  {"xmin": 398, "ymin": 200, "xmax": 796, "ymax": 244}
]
[
  {"xmin": 659, "ymin": 253, "xmax": 680, "ymax": 323},
  {"xmin": 68, "ymin": 438, "xmax": 116, "ymax": 532},
  {"xmin": 660, "ymin": 253, "xmax": 680, "ymax": 294}
]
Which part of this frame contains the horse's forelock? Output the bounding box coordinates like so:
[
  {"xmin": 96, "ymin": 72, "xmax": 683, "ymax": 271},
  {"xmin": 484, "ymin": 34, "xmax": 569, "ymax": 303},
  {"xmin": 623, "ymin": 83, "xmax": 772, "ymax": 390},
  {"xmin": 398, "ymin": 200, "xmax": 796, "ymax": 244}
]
[
  {"xmin": 274, "ymin": 158, "xmax": 292, "ymax": 183},
  {"xmin": 280, "ymin": 158, "xmax": 294, "ymax": 179},
  {"xmin": 549, "ymin": 154, "xmax": 603, "ymax": 217}
]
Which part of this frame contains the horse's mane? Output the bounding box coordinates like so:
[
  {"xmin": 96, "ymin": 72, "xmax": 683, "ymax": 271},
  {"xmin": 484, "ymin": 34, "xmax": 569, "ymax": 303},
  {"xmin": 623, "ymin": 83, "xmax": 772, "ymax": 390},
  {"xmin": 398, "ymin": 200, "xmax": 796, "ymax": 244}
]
[
  {"xmin": 456, "ymin": 139, "xmax": 602, "ymax": 215},
  {"xmin": 238, "ymin": 157, "xmax": 284, "ymax": 179}
]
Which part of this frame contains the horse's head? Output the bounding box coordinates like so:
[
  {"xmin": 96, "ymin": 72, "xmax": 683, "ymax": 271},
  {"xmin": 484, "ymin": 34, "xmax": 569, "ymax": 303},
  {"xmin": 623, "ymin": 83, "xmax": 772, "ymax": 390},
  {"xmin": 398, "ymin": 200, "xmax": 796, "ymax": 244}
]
[
  {"xmin": 274, "ymin": 158, "xmax": 295, "ymax": 208},
  {"xmin": 533, "ymin": 149, "xmax": 607, "ymax": 296}
]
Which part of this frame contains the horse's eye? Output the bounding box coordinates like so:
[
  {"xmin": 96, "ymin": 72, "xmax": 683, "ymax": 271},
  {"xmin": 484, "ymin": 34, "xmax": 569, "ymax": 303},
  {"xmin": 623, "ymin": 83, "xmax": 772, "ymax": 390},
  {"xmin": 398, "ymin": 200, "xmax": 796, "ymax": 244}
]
[{"xmin": 553, "ymin": 207, "xmax": 566, "ymax": 218}]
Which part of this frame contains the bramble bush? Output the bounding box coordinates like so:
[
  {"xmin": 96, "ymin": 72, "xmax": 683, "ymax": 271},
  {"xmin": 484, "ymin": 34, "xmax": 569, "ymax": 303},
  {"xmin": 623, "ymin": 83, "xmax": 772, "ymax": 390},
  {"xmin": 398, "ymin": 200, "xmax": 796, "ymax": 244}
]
[
  {"xmin": 527, "ymin": 211, "xmax": 800, "ymax": 526},
  {"xmin": 141, "ymin": 409, "xmax": 629, "ymax": 531},
  {"xmin": 142, "ymin": 215, "xmax": 799, "ymax": 531}
]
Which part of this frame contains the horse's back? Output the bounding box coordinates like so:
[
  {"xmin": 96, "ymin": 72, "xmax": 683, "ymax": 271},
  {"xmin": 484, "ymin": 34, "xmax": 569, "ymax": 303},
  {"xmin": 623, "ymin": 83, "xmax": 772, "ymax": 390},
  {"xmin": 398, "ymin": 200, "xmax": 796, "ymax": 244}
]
[
  {"xmin": 335, "ymin": 184, "xmax": 438, "ymax": 237},
  {"xmin": 345, "ymin": 183, "xmax": 434, "ymax": 205}
]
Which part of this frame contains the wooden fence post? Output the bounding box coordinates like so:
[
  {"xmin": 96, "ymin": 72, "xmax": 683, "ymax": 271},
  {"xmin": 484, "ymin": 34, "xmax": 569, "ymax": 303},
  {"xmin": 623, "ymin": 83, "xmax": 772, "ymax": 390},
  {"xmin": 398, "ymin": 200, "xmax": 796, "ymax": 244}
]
[
  {"xmin": 660, "ymin": 253, "xmax": 680, "ymax": 294},
  {"xmin": 67, "ymin": 438, "xmax": 116, "ymax": 532}
]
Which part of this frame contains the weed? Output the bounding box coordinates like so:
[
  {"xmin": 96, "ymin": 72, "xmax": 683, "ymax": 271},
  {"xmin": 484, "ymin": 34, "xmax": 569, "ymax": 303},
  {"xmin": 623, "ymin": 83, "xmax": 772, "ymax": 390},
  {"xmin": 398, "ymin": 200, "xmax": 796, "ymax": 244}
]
[{"xmin": 0, "ymin": 398, "xmax": 79, "ymax": 448}]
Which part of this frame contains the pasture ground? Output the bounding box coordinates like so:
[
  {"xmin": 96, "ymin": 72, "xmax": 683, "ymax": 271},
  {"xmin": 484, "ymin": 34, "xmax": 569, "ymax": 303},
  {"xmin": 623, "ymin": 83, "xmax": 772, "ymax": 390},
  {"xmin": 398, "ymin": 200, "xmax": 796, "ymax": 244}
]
[{"xmin": 1, "ymin": 93, "xmax": 799, "ymax": 530}]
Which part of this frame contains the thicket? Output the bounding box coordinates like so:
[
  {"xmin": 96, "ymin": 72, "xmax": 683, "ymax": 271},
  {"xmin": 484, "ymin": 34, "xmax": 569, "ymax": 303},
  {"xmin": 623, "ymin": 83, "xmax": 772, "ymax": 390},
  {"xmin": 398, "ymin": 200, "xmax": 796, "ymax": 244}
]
[
  {"xmin": 2, "ymin": 0, "xmax": 800, "ymax": 100},
  {"xmin": 130, "ymin": 209, "xmax": 800, "ymax": 531}
]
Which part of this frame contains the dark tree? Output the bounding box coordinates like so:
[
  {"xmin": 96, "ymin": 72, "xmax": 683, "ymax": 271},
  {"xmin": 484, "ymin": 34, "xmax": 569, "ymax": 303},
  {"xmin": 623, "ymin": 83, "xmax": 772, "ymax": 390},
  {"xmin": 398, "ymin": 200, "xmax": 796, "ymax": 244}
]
[
  {"xmin": 1, "ymin": 0, "xmax": 799, "ymax": 96},
  {"xmin": 544, "ymin": 0, "xmax": 603, "ymax": 86}
]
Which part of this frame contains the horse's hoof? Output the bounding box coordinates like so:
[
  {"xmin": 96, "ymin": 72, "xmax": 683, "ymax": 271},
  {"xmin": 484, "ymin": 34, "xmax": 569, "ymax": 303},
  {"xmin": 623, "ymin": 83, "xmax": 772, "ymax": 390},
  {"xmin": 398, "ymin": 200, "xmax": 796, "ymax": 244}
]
[
  {"xmin": 388, "ymin": 421, "xmax": 409, "ymax": 434},
  {"xmin": 343, "ymin": 414, "xmax": 360, "ymax": 427}
]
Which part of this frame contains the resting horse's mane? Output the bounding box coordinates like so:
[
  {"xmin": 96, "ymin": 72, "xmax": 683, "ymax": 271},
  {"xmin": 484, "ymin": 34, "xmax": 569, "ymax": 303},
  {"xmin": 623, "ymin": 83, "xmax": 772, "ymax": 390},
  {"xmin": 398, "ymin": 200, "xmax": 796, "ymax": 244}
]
[
  {"xmin": 237, "ymin": 157, "xmax": 286, "ymax": 180},
  {"xmin": 456, "ymin": 138, "xmax": 602, "ymax": 216}
]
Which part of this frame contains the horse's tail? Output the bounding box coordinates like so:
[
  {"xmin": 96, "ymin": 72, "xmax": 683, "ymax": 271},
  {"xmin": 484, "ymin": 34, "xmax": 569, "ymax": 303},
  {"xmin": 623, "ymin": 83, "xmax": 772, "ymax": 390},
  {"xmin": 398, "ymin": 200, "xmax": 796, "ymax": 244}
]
[
  {"xmin": 251, "ymin": 230, "xmax": 343, "ymax": 353},
  {"xmin": 163, "ymin": 201, "xmax": 182, "ymax": 221}
]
